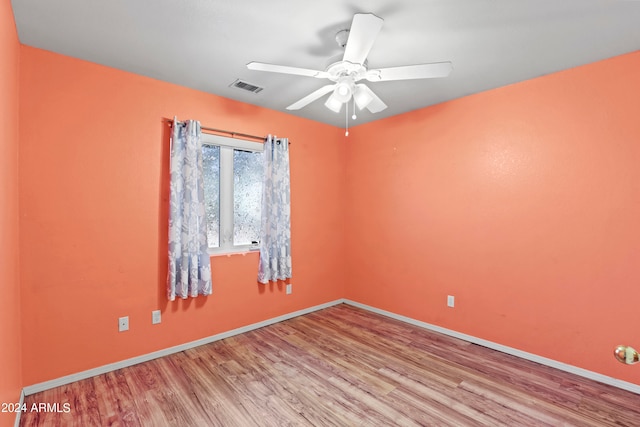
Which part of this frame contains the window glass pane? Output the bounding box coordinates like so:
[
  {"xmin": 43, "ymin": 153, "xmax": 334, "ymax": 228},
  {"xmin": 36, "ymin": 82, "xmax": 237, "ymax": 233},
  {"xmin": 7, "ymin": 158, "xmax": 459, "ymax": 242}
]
[
  {"xmin": 233, "ymin": 149, "xmax": 263, "ymax": 245},
  {"xmin": 202, "ymin": 145, "xmax": 220, "ymax": 248}
]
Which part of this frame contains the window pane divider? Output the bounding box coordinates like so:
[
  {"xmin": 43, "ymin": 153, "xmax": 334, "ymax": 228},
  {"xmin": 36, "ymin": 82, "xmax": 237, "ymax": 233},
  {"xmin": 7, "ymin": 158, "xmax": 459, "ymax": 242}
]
[{"xmin": 219, "ymin": 146, "xmax": 234, "ymax": 248}]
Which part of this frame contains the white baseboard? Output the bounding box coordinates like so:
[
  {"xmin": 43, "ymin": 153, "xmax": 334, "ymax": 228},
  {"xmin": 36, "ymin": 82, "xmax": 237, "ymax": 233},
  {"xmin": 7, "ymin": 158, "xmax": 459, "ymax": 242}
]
[
  {"xmin": 22, "ymin": 298, "xmax": 640, "ymax": 397},
  {"xmin": 22, "ymin": 299, "xmax": 344, "ymax": 396},
  {"xmin": 343, "ymin": 299, "xmax": 640, "ymax": 395}
]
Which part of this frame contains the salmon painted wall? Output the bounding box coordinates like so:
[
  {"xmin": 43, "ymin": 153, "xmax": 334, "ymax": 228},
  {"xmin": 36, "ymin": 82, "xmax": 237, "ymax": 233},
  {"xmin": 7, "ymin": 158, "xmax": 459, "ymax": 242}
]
[
  {"xmin": 345, "ymin": 51, "xmax": 640, "ymax": 385},
  {"xmin": 0, "ymin": 0, "xmax": 22, "ymax": 423},
  {"xmin": 19, "ymin": 46, "xmax": 346, "ymax": 385}
]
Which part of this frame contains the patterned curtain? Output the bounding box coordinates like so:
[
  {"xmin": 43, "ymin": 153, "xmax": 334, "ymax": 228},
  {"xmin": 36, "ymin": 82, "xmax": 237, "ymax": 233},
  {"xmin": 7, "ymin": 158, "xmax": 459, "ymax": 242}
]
[
  {"xmin": 258, "ymin": 135, "xmax": 292, "ymax": 284},
  {"xmin": 167, "ymin": 119, "xmax": 212, "ymax": 300}
]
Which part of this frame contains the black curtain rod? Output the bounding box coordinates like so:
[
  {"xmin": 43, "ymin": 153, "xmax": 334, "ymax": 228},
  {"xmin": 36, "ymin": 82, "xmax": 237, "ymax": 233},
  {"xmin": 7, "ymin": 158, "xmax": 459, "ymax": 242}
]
[{"xmin": 167, "ymin": 119, "xmax": 273, "ymax": 143}]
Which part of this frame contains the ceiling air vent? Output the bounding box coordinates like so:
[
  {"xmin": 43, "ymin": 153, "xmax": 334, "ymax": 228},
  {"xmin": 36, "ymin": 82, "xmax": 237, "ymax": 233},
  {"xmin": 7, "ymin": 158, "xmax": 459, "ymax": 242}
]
[{"xmin": 230, "ymin": 79, "xmax": 264, "ymax": 94}]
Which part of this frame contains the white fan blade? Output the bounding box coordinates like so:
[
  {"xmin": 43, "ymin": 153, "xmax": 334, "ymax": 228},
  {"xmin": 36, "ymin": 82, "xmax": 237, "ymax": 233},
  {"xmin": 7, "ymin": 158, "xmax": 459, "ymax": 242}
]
[
  {"xmin": 247, "ymin": 62, "xmax": 330, "ymax": 79},
  {"xmin": 287, "ymin": 84, "xmax": 336, "ymax": 110},
  {"xmin": 356, "ymin": 84, "xmax": 387, "ymax": 113},
  {"xmin": 366, "ymin": 62, "xmax": 453, "ymax": 82},
  {"xmin": 343, "ymin": 13, "xmax": 384, "ymax": 65}
]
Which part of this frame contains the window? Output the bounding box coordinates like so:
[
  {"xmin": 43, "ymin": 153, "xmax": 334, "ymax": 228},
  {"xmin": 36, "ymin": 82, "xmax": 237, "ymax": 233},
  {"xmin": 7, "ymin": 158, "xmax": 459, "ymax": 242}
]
[{"xmin": 201, "ymin": 134, "xmax": 263, "ymax": 254}]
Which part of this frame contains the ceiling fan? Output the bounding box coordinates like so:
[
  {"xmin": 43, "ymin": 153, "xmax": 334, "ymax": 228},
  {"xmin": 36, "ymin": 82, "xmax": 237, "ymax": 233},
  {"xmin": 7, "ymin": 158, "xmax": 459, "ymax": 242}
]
[{"xmin": 247, "ymin": 13, "xmax": 453, "ymax": 115}]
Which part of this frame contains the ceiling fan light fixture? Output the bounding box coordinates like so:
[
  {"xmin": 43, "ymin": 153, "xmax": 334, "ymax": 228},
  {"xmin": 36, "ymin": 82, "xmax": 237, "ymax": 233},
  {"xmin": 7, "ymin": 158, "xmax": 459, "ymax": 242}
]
[
  {"xmin": 324, "ymin": 92, "xmax": 343, "ymax": 113},
  {"xmin": 333, "ymin": 78, "xmax": 354, "ymax": 103},
  {"xmin": 353, "ymin": 84, "xmax": 373, "ymax": 110},
  {"xmin": 337, "ymin": 84, "xmax": 350, "ymax": 97}
]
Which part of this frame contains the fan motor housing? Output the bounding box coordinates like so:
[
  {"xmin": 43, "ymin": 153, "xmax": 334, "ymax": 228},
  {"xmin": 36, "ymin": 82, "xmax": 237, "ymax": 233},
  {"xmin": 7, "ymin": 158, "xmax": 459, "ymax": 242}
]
[{"xmin": 325, "ymin": 60, "xmax": 367, "ymax": 82}]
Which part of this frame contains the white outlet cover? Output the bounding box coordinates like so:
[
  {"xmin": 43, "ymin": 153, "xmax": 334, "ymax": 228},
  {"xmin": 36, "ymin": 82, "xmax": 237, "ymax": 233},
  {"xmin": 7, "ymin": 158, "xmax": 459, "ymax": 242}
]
[
  {"xmin": 152, "ymin": 310, "xmax": 161, "ymax": 324},
  {"xmin": 118, "ymin": 316, "xmax": 129, "ymax": 332},
  {"xmin": 286, "ymin": 284, "xmax": 292, "ymax": 295},
  {"xmin": 447, "ymin": 295, "xmax": 455, "ymax": 308}
]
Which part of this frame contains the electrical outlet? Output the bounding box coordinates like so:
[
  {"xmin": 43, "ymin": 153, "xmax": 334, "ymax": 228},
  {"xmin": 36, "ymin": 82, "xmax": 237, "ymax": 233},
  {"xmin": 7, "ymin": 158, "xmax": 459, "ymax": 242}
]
[
  {"xmin": 152, "ymin": 310, "xmax": 161, "ymax": 325},
  {"xmin": 118, "ymin": 316, "xmax": 129, "ymax": 332},
  {"xmin": 447, "ymin": 295, "xmax": 455, "ymax": 308},
  {"xmin": 286, "ymin": 284, "xmax": 292, "ymax": 295}
]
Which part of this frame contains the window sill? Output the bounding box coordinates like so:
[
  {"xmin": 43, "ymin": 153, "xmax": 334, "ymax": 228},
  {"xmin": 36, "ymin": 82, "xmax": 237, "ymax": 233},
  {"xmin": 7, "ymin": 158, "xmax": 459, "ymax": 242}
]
[{"xmin": 208, "ymin": 248, "xmax": 260, "ymax": 257}]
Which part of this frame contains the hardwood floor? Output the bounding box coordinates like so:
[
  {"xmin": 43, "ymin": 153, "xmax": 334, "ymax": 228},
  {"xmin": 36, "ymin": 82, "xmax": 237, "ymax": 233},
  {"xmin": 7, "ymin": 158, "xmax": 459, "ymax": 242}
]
[{"xmin": 20, "ymin": 304, "xmax": 640, "ymax": 426}]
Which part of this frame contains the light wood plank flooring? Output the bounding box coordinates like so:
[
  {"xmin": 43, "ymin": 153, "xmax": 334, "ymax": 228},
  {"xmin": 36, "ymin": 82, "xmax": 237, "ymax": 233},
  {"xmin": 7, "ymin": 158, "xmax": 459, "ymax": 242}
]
[{"xmin": 20, "ymin": 304, "xmax": 640, "ymax": 426}]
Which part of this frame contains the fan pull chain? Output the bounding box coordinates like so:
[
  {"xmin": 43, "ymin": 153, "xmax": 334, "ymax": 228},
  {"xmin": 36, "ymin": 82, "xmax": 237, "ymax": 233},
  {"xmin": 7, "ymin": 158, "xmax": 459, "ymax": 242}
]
[
  {"xmin": 352, "ymin": 98, "xmax": 357, "ymax": 120},
  {"xmin": 345, "ymin": 101, "xmax": 349, "ymax": 136}
]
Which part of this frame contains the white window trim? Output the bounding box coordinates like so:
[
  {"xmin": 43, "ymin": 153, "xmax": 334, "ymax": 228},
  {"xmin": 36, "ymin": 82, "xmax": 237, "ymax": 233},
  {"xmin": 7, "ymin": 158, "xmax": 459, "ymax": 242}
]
[{"xmin": 201, "ymin": 133, "xmax": 263, "ymax": 256}]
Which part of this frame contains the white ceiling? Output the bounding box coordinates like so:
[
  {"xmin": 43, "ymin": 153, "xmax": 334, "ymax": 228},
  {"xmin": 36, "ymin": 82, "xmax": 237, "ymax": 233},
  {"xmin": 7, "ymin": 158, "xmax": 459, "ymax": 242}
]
[{"xmin": 11, "ymin": 0, "xmax": 640, "ymax": 128}]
